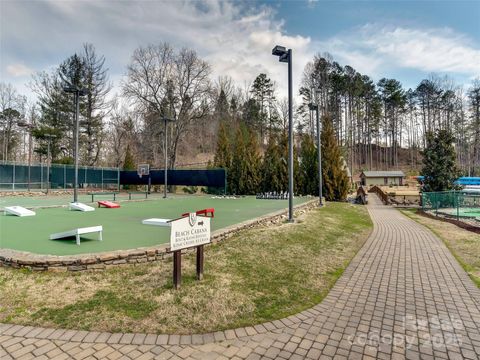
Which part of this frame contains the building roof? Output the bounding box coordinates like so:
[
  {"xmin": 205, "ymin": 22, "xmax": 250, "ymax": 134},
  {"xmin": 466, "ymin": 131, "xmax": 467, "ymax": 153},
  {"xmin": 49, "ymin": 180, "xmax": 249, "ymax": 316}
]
[
  {"xmin": 457, "ymin": 177, "xmax": 480, "ymax": 186},
  {"xmin": 361, "ymin": 171, "xmax": 405, "ymax": 178},
  {"xmin": 416, "ymin": 176, "xmax": 480, "ymax": 186}
]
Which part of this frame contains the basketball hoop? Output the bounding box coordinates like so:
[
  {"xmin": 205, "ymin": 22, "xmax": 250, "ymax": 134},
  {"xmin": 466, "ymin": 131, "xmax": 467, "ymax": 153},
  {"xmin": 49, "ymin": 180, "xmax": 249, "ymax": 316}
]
[{"xmin": 137, "ymin": 164, "xmax": 150, "ymax": 178}]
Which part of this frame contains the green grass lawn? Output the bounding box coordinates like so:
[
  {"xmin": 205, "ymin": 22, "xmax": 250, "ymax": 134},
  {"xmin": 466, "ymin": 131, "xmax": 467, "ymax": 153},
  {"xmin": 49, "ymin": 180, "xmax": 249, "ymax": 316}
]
[
  {"xmin": 0, "ymin": 202, "xmax": 372, "ymax": 334},
  {"xmin": 0, "ymin": 196, "xmax": 308, "ymax": 255}
]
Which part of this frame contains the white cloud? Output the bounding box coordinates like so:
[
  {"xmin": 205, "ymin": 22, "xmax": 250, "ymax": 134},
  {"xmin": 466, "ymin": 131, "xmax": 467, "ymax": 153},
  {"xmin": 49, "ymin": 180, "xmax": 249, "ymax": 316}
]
[
  {"xmin": 3, "ymin": 1, "xmax": 478, "ymax": 103},
  {"xmin": 0, "ymin": 0, "xmax": 313, "ymax": 101},
  {"xmin": 317, "ymin": 24, "xmax": 480, "ymax": 78},
  {"xmin": 6, "ymin": 63, "xmax": 33, "ymax": 77}
]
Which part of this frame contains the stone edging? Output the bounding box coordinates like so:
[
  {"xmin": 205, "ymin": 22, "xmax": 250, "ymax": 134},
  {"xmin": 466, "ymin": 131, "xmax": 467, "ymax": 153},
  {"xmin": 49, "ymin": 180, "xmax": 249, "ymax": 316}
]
[{"xmin": 0, "ymin": 199, "xmax": 319, "ymax": 272}]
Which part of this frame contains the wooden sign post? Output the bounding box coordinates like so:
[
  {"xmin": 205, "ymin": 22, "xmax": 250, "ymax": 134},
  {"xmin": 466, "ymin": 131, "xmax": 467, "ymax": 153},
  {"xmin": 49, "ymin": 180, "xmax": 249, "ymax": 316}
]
[
  {"xmin": 196, "ymin": 245, "xmax": 204, "ymax": 280},
  {"xmin": 173, "ymin": 250, "xmax": 182, "ymax": 289},
  {"xmin": 169, "ymin": 213, "xmax": 211, "ymax": 289}
]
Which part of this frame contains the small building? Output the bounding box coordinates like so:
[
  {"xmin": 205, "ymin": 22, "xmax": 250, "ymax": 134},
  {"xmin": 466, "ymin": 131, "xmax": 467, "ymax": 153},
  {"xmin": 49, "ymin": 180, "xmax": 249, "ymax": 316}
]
[{"xmin": 360, "ymin": 171, "xmax": 405, "ymax": 187}]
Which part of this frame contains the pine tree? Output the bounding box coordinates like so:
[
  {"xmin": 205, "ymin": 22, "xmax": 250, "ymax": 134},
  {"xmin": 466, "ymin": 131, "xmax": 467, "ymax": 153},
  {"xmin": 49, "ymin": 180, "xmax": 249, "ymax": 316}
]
[
  {"xmin": 422, "ymin": 129, "xmax": 459, "ymax": 192},
  {"xmin": 32, "ymin": 44, "xmax": 110, "ymax": 165},
  {"xmin": 261, "ymin": 133, "xmax": 282, "ymax": 192},
  {"xmin": 321, "ymin": 115, "xmax": 349, "ymax": 201},
  {"xmin": 250, "ymin": 73, "xmax": 275, "ymax": 140},
  {"xmin": 213, "ymin": 121, "xmax": 232, "ymax": 194},
  {"xmin": 299, "ymin": 134, "xmax": 318, "ymax": 195},
  {"xmin": 229, "ymin": 125, "xmax": 261, "ymax": 195},
  {"xmin": 277, "ymin": 132, "xmax": 289, "ymax": 193},
  {"xmin": 243, "ymin": 128, "xmax": 261, "ymax": 194},
  {"xmin": 229, "ymin": 126, "xmax": 247, "ymax": 194},
  {"xmin": 259, "ymin": 132, "xmax": 300, "ymax": 195},
  {"xmin": 277, "ymin": 131, "xmax": 301, "ymax": 195},
  {"xmin": 214, "ymin": 89, "xmax": 230, "ymax": 121},
  {"xmin": 123, "ymin": 144, "xmax": 136, "ymax": 190},
  {"xmin": 213, "ymin": 121, "xmax": 232, "ymax": 169},
  {"xmin": 123, "ymin": 145, "xmax": 136, "ymax": 170}
]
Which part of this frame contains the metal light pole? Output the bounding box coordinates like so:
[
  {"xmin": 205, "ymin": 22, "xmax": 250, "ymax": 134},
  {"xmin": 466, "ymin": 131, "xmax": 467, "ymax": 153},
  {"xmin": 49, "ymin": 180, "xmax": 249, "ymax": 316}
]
[
  {"xmin": 63, "ymin": 86, "xmax": 87, "ymax": 203},
  {"xmin": 272, "ymin": 45, "xmax": 294, "ymax": 222},
  {"xmin": 161, "ymin": 116, "xmax": 174, "ymax": 199},
  {"xmin": 44, "ymin": 134, "xmax": 56, "ymax": 194},
  {"xmin": 27, "ymin": 128, "xmax": 32, "ymax": 191},
  {"xmin": 309, "ymin": 103, "xmax": 323, "ymax": 206}
]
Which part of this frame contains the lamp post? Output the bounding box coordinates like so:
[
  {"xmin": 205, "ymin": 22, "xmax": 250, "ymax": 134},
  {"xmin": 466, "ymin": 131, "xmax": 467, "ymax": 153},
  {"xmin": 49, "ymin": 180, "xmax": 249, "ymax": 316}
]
[
  {"xmin": 44, "ymin": 134, "xmax": 56, "ymax": 194},
  {"xmin": 272, "ymin": 45, "xmax": 294, "ymax": 222},
  {"xmin": 308, "ymin": 103, "xmax": 323, "ymax": 207},
  {"xmin": 162, "ymin": 116, "xmax": 174, "ymax": 199},
  {"xmin": 63, "ymin": 86, "xmax": 87, "ymax": 203}
]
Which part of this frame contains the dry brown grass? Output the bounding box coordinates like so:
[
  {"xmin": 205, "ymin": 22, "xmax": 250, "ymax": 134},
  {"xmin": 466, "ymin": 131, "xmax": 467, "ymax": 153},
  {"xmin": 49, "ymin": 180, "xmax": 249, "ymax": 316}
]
[{"xmin": 0, "ymin": 202, "xmax": 372, "ymax": 334}]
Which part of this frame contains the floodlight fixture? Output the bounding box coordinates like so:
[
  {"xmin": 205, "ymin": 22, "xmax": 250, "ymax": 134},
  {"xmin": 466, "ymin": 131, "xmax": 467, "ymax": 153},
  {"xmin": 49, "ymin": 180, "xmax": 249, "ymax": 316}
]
[
  {"xmin": 272, "ymin": 45, "xmax": 287, "ymax": 56},
  {"xmin": 63, "ymin": 86, "xmax": 76, "ymax": 93}
]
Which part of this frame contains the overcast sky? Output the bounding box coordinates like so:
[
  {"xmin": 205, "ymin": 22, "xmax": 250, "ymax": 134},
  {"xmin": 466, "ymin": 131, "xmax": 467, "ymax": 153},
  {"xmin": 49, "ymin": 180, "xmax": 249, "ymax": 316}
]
[{"xmin": 1, "ymin": 0, "xmax": 479, "ymax": 103}]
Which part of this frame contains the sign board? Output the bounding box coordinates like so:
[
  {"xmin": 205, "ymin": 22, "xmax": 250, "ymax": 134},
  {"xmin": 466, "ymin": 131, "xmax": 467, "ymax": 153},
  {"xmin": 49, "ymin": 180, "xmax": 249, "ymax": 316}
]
[{"xmin": 170, "ymin": 213, "xmax": 211, "ymax": 251}]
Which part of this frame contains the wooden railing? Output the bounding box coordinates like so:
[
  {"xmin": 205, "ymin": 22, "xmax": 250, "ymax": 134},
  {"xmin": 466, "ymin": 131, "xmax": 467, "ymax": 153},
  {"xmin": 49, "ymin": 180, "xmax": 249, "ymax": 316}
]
[{"xmin": 368, "ymin": 185, "xmax": 389, "ymax": 204}]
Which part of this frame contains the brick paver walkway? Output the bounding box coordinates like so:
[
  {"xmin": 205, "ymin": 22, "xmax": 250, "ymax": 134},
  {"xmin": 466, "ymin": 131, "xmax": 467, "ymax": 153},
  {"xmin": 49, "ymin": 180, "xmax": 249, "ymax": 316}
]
[{"xmin": 1, "ymin": 195, "xmax": 480, "ymax": 359}]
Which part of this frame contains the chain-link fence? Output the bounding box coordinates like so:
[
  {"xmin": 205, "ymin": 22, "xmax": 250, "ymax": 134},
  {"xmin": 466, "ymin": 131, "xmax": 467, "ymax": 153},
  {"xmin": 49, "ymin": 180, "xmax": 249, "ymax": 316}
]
[
  {"xmin": 0, "ymin": 161, "xmax": 120, "ymax": 191},
  {"xmin": 422, "ymin": 190, "xmax": 480, "ymax": 221}
]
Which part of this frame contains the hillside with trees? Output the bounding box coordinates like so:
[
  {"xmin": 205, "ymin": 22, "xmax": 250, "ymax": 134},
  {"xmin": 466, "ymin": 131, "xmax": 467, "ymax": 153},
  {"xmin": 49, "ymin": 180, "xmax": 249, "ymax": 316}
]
[{"xmin": 1, "ymin": 43, "xmax": 479, "ymax": 197}]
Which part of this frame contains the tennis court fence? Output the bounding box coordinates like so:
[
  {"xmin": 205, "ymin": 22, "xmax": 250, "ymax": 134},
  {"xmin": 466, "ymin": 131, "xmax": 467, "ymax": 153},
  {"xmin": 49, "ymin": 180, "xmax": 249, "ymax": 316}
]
[
  {"xmin": 0, "ymin": 161, "xmax": 120, "ymax": 191},
  {"xmin": 422, "ymin": 190, "xmax": 480, "ymax": 221},
  {"xmin": 0, "ymin": 161, "xmax": 227, "ymax": 192}
]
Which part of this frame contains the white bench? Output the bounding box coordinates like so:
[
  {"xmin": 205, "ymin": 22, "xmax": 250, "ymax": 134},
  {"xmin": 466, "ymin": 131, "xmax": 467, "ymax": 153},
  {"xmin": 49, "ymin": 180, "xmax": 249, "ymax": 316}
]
[
  {"xmin": 69, "ymin": 202, "xmax": 95, "ymax": 212},
  {"xmin": 142, "ymin": 218, "xmax": 172, "ymax": 227},
  {"xmin": 50, "ymin": 226, "xmax": 103, "ymax": 245},
  {"xmin": 4, "ymin": 206, "xmax": 36, "ymax": 217}
]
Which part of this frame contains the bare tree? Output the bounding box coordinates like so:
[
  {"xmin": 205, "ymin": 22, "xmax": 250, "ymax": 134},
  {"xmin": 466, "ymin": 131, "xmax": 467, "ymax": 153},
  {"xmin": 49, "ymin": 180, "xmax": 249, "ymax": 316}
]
[
  {"xmin": 82, "ymin": 43, "xmax": 112, "ymax": 165},
  {"xmin": 123, "ymin": 43, "xmax": 211, "ymax": 168},
  {"xmin": 104, "ymin": 102, "xmax": 139, "ymax": 167},
  {"xmin": 0, "ymin": 83, "xmax": 26, "ymax": 161}
]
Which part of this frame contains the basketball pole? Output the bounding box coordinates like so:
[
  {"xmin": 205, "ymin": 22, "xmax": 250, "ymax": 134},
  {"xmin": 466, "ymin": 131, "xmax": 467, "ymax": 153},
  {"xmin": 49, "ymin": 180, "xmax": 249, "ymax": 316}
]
[{"xmin": 164, "ymin": 116, "xmax": 168, "ymax": 199}]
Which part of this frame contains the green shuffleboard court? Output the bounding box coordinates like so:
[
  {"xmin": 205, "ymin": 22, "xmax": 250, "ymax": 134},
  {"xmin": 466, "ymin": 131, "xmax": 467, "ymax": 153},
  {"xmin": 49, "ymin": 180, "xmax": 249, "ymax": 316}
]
[{"xmin": 0, "ymin": 196, "xmax": 308, "ymax": 255}]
